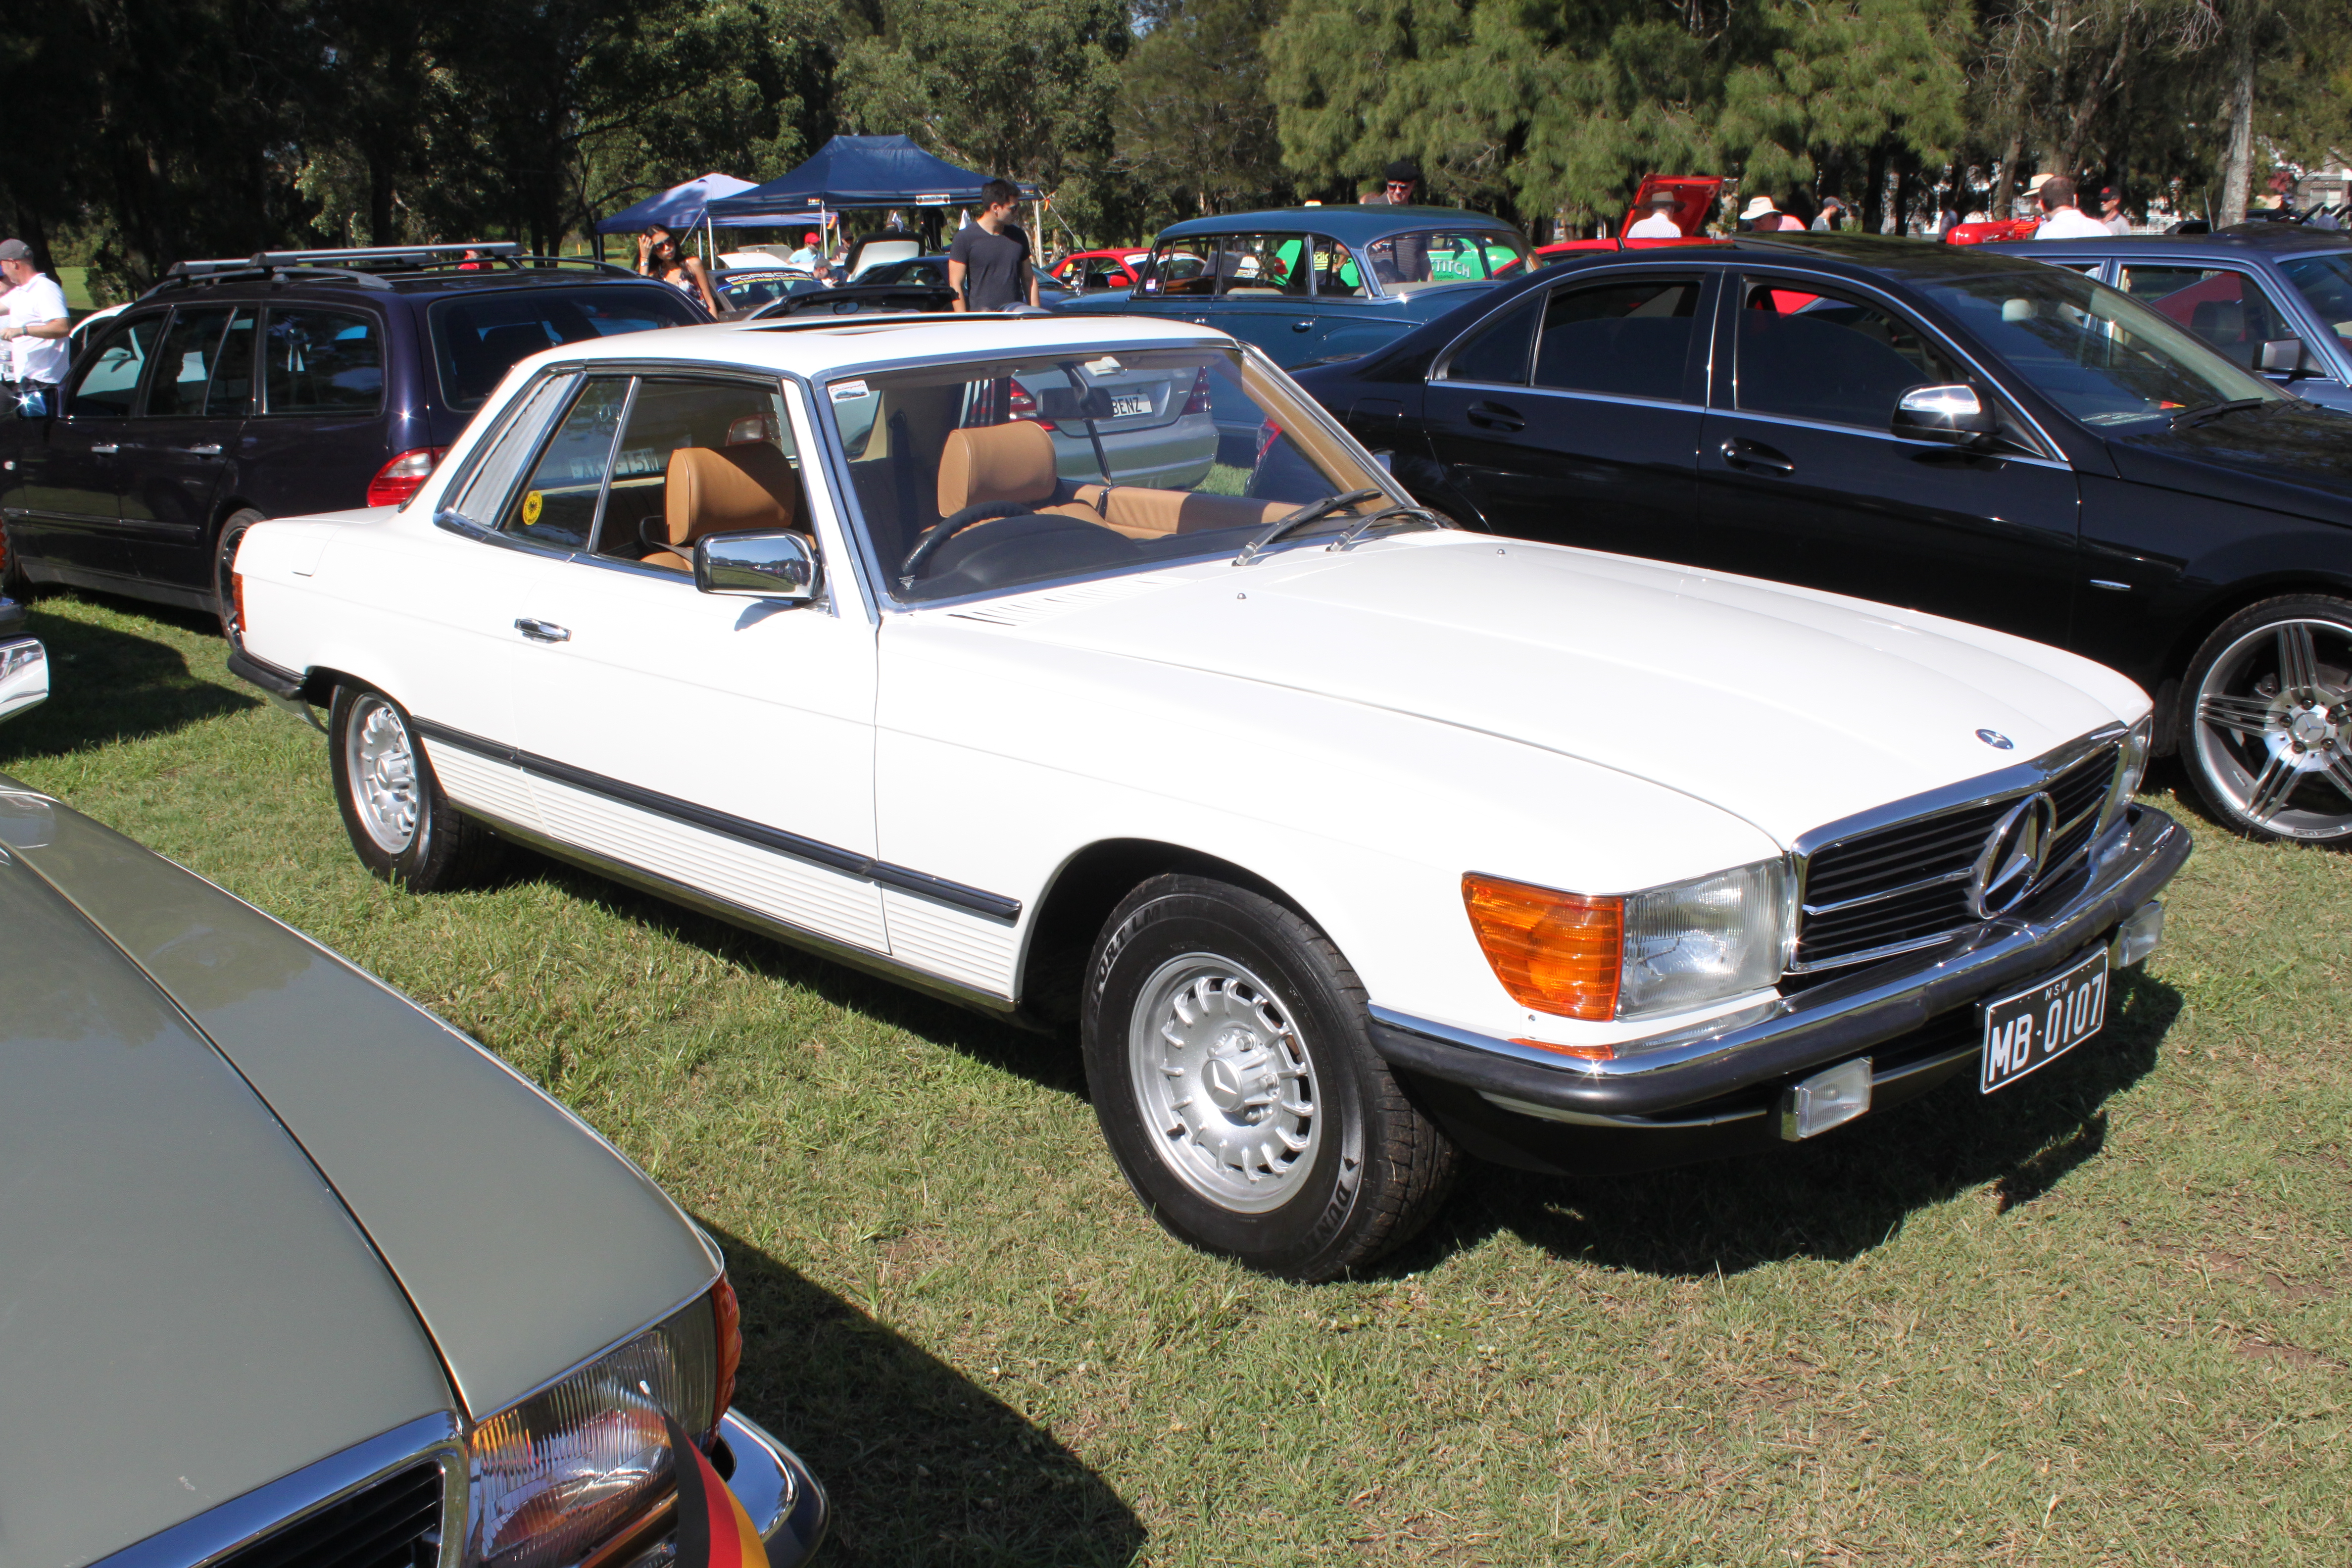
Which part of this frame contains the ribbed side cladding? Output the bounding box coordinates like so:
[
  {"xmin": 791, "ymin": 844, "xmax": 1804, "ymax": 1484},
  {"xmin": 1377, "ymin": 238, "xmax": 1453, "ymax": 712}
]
[
  {"xmin": 1794, "ymin": 745, "xmax": 2119, "ymax": 972},
  {"xmin": 217, "ymin": 1464, "xmax": 441, "ymax": 1568}
]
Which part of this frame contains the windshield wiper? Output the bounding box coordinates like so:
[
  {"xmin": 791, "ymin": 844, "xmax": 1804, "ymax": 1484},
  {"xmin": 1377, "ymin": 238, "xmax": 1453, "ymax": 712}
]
[
  {"xmin": 2169, "ymin": 397, "xmax": 2270, "ymax": 430},
  {"xmin": 1232, "ymin": 488, "xmax": 1384, "ymax": 566},
  {"xmin": 1326, "ymin": 503, "xmax": 1453, "ymax": 552}
]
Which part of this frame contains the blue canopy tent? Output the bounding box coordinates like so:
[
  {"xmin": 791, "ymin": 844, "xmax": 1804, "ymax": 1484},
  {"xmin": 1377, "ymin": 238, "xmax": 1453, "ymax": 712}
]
[
  {"xmin": 591, "ymin": 173, "xmax": 757, "ymax": 264},
  {"xmin": 705, "ymin": 136, "xmax": 1034, "ymax": 226}
]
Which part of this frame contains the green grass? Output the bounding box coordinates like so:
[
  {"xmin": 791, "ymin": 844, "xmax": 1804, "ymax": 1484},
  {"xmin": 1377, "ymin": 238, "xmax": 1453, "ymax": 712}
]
[{"xmin": 5, "ymin": 590, "xmax": 2348, "ymax": 1567}]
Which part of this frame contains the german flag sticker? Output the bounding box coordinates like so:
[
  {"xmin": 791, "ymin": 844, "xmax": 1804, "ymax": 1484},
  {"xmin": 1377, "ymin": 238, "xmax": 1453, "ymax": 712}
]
[{"xmin": 667, "ymin": 1415, "xmax": 769, "ymax": 1568}]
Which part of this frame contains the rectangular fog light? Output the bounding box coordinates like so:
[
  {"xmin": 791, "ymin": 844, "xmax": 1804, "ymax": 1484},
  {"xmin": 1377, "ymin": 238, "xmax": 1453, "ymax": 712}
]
[
  {"xmin": 1777, "ymin": 1057, "xmax": 1873, "ymax": 1141},
  {"xmin": 2111, "ymin": 900, "xmax": 2163, "ymax": 969}
]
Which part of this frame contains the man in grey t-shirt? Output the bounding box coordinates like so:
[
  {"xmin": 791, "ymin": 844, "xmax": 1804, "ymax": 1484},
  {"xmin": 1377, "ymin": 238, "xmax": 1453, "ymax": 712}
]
[{"xmin": 947, "ymin": 179, "xmax": 1040, "ymax": 311}]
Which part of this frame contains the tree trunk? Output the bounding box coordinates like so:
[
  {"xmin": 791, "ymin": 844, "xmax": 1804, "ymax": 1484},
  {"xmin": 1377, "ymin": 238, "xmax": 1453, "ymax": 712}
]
[
  {"xmin": 2218, "ymin": 21, "xmax": 2254, "ymax": 227},
  {"xmin": 1991, "ymin": 130, "xmax": 2022, "ymax": 220},
  {"xmin": 368, "ymin": 152, "xmax": 396, "ymax": 246},
  {"xmin": 1863, "ymin": 143, "xmax": 1889, "ymax": 234}
]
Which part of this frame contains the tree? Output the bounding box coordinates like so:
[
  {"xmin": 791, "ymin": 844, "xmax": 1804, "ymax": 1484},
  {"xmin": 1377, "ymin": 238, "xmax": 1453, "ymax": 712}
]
[{"xmin": 1116, "ymin": 0, "xmax": 1292, "ymax": 221}]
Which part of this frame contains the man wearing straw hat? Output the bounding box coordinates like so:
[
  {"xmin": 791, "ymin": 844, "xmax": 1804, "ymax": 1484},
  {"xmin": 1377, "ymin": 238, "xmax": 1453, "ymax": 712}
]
[{"xmin": 1738, "ymin": 195, "xmax": 1793, "ymax": 232}]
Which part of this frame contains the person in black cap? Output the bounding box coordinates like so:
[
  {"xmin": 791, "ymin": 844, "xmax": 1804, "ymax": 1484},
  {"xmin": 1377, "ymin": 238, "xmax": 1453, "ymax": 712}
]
[{"xmin": 1382, "ymin": 159, "xmax": 1422, "ymax": 205}]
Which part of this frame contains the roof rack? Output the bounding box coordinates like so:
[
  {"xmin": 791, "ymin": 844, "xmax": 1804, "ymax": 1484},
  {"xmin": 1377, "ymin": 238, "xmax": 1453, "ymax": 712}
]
[{"xmin": 144, "ymin": 243, "xmax": 637, "ymax": 299}]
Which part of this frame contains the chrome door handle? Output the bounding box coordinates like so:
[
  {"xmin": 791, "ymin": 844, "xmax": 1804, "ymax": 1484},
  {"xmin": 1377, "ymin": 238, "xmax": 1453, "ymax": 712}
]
[
  {"xmin": 1465, "ymin": 400, "xmax": 1525, "ymax": 434},
  {"xmin": 90, "ymin": 443, "xmax": 119, "ymax": 453},
  {"xmin": 1292, "ymin": 319, "xmax": 1314, "ymax": 331},
  {"xmin": 182, "ymin": 442, "xmax": 223, "ymax": 456},
  {"xmin": 514, "ymin": 618, "xmax": 571, "ymax": 643},
  {"xmin": 1720, "ymin": 439, "xmax": 1795, "ymax": 476}
]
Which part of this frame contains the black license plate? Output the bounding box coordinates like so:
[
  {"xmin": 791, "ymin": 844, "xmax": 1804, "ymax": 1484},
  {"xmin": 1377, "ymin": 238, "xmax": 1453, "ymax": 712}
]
[{"xmin": 1980, "ymin": 947, "xmax": 2108, "ymax": 1093}]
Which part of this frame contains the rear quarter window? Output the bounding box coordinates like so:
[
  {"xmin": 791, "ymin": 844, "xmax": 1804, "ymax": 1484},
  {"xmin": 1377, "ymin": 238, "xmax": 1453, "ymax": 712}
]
[
  {"xmin": 428, "ymin": 285, "xmax": 702, "ymax": 411},
  {"xmin": 263, "ymin": 309, "xmax": 383, "ymax": 415}
]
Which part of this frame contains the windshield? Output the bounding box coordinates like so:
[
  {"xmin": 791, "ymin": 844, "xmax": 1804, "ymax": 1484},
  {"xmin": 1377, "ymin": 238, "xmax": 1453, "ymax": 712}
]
[
  {"xmin": 824, "ymin": 345, "xmax": 1400, "ymax": 604},
  {"xmin": 2280, "ymin": 253, "xmax": 2352, "ymax": 354},
  {"xmin": 1906, "ymin": 264, "xmax": 2281, "ymax": 430},
  {"xmin": 428, "ymin": 286, "xmax": 702, "ymax": 410}
]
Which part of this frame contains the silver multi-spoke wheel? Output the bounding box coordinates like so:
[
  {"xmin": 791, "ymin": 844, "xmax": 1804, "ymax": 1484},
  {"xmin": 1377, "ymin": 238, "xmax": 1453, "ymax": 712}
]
[
  {"xmin": 1129, "ymin": 955, "xmax": 1320, "ymax": 1212},
  {"xmin": 2191, "ymin": 616, "xmax": 2352, "ymax": 841},
  {"xmin": 344, "ymin": 695, "xmax": 421, "ymax": 854}
]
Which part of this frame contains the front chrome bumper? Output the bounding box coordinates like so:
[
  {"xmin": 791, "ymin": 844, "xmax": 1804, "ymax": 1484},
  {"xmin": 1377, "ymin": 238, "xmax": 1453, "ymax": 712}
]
[
  {"xmin": 1370, "ymin": 803, "xmax": 2190, "ymax": 1127},
  {"xmin": 716, "ymin": 1409, "xmax": 828, "ymax": 1564}
]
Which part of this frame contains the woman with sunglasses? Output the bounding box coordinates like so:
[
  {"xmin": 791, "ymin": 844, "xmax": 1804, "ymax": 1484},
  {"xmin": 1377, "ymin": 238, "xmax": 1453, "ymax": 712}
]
[{"xmin": 636, "ymin": 225, "xmax": 720, "ymax": 315}]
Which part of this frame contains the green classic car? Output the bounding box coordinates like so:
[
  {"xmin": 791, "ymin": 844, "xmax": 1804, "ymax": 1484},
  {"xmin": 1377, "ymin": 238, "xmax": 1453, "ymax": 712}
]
[
  {"xmin": 1052, "ymin": 206, "xmax": 1532, "ymax": 369},
  {"xmin": 0, "ymin": 640, "xmax": 826, "ymax": 1568}
]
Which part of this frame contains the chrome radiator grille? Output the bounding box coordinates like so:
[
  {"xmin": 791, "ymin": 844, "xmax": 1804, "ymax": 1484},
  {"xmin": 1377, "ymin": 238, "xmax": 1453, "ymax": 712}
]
[
  {"xmin": 1793, "ymin": 744, "xmax": 2119, "ymax": 973},
  {"xmin": 216, "ymin": 1463, "xmax": 441, "ymax": 1568}
]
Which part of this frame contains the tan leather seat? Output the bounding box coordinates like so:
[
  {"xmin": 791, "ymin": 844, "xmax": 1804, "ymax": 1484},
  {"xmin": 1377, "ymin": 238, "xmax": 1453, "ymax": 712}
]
[
  {"xmin": 935, "ymin": 422, "xmax": 1060, "ymax": 516},
  {"xmin": 640, "ymin": 445, "xmax": 801, "ymax": 572}
]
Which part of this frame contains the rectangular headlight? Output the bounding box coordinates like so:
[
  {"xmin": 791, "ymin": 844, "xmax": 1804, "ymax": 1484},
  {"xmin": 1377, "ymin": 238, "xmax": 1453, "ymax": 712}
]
[
  {"xmin": 1619, "ymin": 859, "xmax": 1789, "ymax": 1018},
  {"xmin": 467, "ymin": 1281, "xmax": 735, "ymax": 1568},
  {"xmin": 1464, "ymin": 859, "xmax": 1790, "ymax": 1023}
]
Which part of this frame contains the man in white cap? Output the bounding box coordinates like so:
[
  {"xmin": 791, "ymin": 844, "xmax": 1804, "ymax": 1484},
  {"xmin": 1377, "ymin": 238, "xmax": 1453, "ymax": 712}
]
[
  {"xmin": 0, "ymin": 239, "xmax": 69, "ymax": 414},
  {"xmin": 1627, "ymin": 190, "xmax": 1684, "ymax": 239}
]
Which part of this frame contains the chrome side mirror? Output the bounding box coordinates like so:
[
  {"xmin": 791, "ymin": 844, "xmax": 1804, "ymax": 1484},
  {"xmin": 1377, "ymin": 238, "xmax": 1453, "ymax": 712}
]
[
  {"xmin": 0, "ymin": 636, "xmax": 49, "ymax": 724},
  {"xmin": 1892, "ymin": 383, "xmax": 1995, "ymax": 443},
  {"xmin": 693, "ymin": 530, "xmax": 821, "ymax": 602},
  {"xmin": 2259, "ymin": 338, "xmax": 2307, "ymax": 375}
]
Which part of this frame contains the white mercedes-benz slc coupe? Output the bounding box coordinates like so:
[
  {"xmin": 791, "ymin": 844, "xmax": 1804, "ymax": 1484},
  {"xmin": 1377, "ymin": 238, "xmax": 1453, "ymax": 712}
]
[{"xmin": 228, "ymin": 314, "xmax": 2187, "ymax": 1280}]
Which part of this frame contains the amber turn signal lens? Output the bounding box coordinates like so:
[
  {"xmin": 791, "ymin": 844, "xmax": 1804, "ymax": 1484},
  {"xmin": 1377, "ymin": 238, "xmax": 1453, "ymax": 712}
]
[{"xmin": 1462, "ymin": 873, "xmax": 1623, "ymax": 1020}]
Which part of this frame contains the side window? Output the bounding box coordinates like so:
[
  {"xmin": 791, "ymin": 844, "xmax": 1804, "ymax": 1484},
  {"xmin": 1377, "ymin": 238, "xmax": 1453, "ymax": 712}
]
[
  {"xmin": 446, "ymin": 374, "xmax": 580, "ymax": 527},
  {"xmin": 1532, "ymin": 278, "xmax": 1701, "ymax": 402},
  {"xmin": 1311, "ymin": 238, "xmax": 1366, "ymax": 298},
  {"xmin": 2115, "ymin": 265, "xmax": 2291, "ymax": 370},
  {"xmin": 1212, "ymin": 234, "xmax": 1308, "ymax": 297},
  {"xmin": 264, "ymin": 309, "xmax": 384, "ymax": 414},
  {"xmin": 144, "ymin": 307, "xmax": 235, "ymax": 419},
  {"xmin": 1140, "ymin": 237, "xmax": 1218, "ymax": 297},
  {"xmin": 1734, "ymin": 280, "xmax": 1963, "ymax": 427},
  {"xmin": 597, "ymin": 379, "xmax": 803, "ymax": 569},
  {"xmin": 205, "ymin": 309, "xmax": 259, "ymax": 417},
  {"xmin": 500, "ymin": 377, "xmax": 632, "ymax": 548},
  {"xmin": 66, "ymin": 315, "xmax": 162, "ymax": 417},
  {"xmin": 1439, "ymin": 294, "xmax": 1541, "ymax": 385}
]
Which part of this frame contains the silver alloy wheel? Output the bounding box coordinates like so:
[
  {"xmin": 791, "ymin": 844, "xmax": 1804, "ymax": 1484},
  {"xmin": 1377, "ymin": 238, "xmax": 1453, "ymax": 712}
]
[
  {"xmin": 345, "ymin": 695, "xmax": 422, "ymax": 855},
  {"xmin": 1128, "ymin": 954, "xmax": 1321, "ymax": 1213},
  {"xmin": 2193, "ymin": 617, "xmax": 2352, "ymax": 840}
]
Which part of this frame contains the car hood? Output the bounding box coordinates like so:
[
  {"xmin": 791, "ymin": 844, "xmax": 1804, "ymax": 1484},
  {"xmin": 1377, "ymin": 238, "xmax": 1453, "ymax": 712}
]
[
  {"xmin": 0, "ymin": 782, "xmax": 719, "ymax": 1556},
  {"xmin": 2106, "ymin": 402, "xmax": 2352, "ymax": 528},
  {"xmin": 0, "ymin": 788, "xmax": 451, "ymax": 1567},
  {"xmin": 990, "ymin": 536, "xmax": 2145, "ymax": 844}
]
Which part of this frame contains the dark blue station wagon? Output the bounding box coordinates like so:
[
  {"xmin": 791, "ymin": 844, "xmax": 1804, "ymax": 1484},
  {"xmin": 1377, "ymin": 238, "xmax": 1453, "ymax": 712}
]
[{"xmin": 0, "ymin": 244, "xmax": 705, "ymax": 627}]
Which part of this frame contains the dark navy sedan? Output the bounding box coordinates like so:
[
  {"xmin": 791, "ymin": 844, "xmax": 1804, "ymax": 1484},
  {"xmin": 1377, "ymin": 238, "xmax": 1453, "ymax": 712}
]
[
  {"xmin": 1295, "ymin": 233, "xmax": 2352, "ymax": 846},
  {"xmin": 1053, "ymin": 206, "xmax": 1532, "ymax": 367},
  {"xmin": 1983, "ymin": 224, "xmax": 2352, "ymax": 412}
]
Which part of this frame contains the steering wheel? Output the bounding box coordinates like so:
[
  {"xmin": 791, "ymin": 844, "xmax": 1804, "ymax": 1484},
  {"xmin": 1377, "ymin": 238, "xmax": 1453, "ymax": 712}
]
[{"xmin": 899, "ymin": 500, "xmax": 1038, "ymax": 582}]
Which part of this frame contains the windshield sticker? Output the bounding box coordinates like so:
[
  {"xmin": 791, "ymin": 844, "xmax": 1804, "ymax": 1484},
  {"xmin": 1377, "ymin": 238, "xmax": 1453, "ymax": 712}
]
[
  {"xmin": 1083, "ymin": 356, "xmax": 1123, "ymax": 376},
  {"xmin": 831, "ymin": 380, "xmax": 872, "ymax": 401},
  {"xmin": 521, "ymin": 490, "xmax": 543, "ymax": 526}
]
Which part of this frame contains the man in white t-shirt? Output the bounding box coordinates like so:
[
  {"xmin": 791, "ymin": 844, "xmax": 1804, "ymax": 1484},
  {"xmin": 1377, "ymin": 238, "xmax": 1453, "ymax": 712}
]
[
  {"xmin": 0, "ymin": 240, "xmax": 70, "ymax": 406},
  {"xmin": 1626, "ymin": 191, "xmax": 1684, "ymax": 239},
  {"xmin": 2033, "ymin": 177, "xmax": 2109, "ymax": 240}
]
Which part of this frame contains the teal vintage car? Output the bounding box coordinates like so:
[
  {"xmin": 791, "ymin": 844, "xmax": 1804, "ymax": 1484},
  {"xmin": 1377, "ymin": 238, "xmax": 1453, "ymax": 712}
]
[
  {"xmin": 0, "ymin": 640, "xmax": 826, "ymax": 1568},
  {"xmin": 1052, "ymin": 206, "xmax": 1532, "ymax": 368}
]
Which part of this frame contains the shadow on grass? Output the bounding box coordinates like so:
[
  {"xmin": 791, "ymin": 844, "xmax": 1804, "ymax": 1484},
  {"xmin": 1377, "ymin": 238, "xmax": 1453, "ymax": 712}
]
[
  {"xmin": 1395, "ymin": 969, "xmax": 2186, "ymax": 1280},
  {"xmin": 0, "ymin": 592, "xmax": 255, "ymax": 765},
  {"xmin": 707, "ymin": 1220, "xmax": 1145, "ymax": 1568}
]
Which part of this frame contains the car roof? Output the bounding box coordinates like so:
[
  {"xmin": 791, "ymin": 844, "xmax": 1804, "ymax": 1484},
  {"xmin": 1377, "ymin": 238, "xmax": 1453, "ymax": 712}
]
[
  {"xmin": 512, "ymin": 313, "xmax": 1231, "ymax": 380},
  {"xmin": 1978, "ymin": 226, "xmax": 2352, "ymax": 262},
  {"xmin": 129, "ymin": 265, "xmax": 681, "ymax": 310},
  {"xmin": 1154, "ymin": 206, "xmax": 1525, "ymax": 244},
  {"xmin": 1530, "ymin": 231, "xmax": 2067, "ymax": 286}
]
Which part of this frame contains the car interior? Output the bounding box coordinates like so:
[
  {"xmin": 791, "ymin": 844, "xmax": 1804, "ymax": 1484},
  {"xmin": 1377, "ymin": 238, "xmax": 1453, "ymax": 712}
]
[{"xmin": 1737, "ymin": 284, "xmax": 1962, "ymax": 427}]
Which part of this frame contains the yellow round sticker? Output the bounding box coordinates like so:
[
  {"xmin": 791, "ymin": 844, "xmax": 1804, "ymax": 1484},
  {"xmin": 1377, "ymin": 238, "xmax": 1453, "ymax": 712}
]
[{"xmin": 522, "ymin": 490, "xmax": 543, "ymax": 525}]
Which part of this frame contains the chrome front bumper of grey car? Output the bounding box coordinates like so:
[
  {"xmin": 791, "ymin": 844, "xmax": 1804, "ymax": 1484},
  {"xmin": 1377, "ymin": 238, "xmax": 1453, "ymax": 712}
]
[
  {"xmin": 1370, "ymin": 804, "xmax": 2190, "ymax": 1141},
  {"xmin": 709, "ymin": 1409, "xmax": 830, "ymax": 1565}
]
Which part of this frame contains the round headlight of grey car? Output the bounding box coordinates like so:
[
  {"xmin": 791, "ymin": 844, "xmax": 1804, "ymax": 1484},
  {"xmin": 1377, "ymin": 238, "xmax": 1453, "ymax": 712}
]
[{"xmin": 467, "ymin": 1284, "xmax": 730, "ymax": 1568}]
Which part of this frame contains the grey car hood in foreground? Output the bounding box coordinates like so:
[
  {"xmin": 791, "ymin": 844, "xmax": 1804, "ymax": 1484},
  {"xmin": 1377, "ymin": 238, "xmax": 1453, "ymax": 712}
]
[{"xmin": 0, "ymin": 782, "xmax": 718, "ymax": 1566}]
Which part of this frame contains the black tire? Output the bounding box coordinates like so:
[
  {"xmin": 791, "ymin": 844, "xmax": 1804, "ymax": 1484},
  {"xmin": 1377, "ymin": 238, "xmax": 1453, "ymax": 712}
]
[
  {"xmin": 329, "ymin": 683, "xmax": 503, "ymax": 889},
  {"xmin": 2176, "ymin": 593, "xmax": 2352, "ymax": 845},
  {"xmin": 213, "ymin": 507, "xmax": 266, "ymax": 646},
  {"xmin": 1081, "ymin": 874, "xmax": 1459, "ymax": 1280}
]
